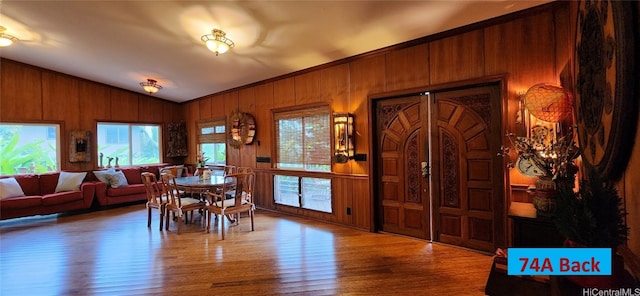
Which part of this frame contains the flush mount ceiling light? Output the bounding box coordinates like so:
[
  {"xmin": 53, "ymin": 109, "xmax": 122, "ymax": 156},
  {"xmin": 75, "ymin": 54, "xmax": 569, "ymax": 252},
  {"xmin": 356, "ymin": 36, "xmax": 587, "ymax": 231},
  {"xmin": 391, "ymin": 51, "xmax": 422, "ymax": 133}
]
[
  {"xmin": 140, "ymin": 79, "xmax": 162, "ymax": 95},
  {"xmin": 201, "ymin": 28, "xmax": 235, "ymax": 56},
  {"xmin": 0, "ymin": 26, "xmax": 18, "ymax": 47}
]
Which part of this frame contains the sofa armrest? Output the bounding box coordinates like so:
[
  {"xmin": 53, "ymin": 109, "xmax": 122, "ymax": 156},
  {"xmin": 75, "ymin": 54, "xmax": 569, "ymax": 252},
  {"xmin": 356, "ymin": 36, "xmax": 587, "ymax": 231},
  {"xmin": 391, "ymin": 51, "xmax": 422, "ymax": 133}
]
[
  {"xmin": 91, "ymin": 181, "xmax": 109, "ymax": 206},
  {"xmin": 80, "ymin": 182, "xmax": 96, "ymax": 208}
]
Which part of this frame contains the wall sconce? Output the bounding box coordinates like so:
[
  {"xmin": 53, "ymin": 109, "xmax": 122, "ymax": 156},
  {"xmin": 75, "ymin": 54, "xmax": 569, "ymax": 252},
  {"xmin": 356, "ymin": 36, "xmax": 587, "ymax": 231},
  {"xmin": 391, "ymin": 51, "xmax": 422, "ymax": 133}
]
[{"xmin": 333, "ymin": 113, "xmax": 355, "ymax": 163}]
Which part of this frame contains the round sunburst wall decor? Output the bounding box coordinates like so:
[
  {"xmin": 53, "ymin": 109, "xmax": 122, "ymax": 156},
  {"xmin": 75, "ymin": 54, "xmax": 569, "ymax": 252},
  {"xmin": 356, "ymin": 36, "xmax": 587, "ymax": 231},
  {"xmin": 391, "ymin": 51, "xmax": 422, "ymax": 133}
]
[
  {"xmin": 573, "ymin": 0, "xmax": 638, "ymax": 181},
  {"xmin": 228, "ymin": 110, "xmax": 256, "ymax": 149}
]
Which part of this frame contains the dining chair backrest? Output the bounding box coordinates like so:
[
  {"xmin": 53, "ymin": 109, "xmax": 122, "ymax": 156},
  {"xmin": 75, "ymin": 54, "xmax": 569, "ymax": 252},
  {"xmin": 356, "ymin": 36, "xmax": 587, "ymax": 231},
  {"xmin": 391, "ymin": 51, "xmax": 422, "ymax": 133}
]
[
  {"xmin": 160, "ymin": 172, "xmax": 181, "ymax": 206},
  {"xmin": 141, "ymin": 172, "xmax": 165, "ymax": 205},
  {"xmin": 236, "ymin": 166, "xmax": 253, "ymax": 174},
  {"xmin": 223, "ymin": 165, "xmax": 236, "ymax": 176},
  {"xmin": 224, "ymin": 172, "xmax": 255, "ymax": 207}
]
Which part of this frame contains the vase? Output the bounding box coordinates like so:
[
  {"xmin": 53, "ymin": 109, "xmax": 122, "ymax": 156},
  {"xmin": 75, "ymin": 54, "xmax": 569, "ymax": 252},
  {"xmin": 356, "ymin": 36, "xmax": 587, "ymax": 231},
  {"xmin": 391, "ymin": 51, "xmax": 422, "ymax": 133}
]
[
  {"xmin": 202, "ymin": 169, "xmax": 212, "ymax": 180},
  {"xmin": 532, "ymin": 178, "xmax": 557, "ymax": 216}
]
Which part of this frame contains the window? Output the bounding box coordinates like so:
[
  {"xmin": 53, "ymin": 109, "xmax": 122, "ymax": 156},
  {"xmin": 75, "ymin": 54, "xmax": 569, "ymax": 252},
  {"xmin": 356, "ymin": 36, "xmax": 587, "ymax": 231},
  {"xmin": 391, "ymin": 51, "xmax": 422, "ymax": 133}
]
[
  {"xmin": 0, "ymin": 123, "xmax": 60, "ymax": 175},
  {"xmin": 273, "ymin": 106, "xmax": 332, "ymax": 213},
  {"xmin": 197, "ymin": 118, "xmax": 226, "ymax": 166},
  {"xmin": 97, "ymin": 123, "xmax": 161, "ymax": 166},
  {"xmin": 274, "ymin": 106, "xmax": 331, "ymax": 171},
  {"xmin": 274, "ymin": 176, "xmax": 332, "ymax": 213}
]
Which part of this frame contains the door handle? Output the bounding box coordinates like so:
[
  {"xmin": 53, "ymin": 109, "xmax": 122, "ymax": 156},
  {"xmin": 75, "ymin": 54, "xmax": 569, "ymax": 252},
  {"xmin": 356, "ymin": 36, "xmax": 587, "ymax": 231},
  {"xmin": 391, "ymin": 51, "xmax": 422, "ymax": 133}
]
[{"xmin": 421, "ymin": 161, "xmax": 429, "ymax": 178}]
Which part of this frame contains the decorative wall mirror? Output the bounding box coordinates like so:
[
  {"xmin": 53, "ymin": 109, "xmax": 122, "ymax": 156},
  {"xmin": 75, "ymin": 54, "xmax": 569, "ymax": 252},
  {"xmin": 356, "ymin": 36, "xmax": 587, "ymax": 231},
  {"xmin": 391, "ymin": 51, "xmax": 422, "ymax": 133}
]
[{"xmin": 228, "ymin": 111, "xmax": 256, "ymax": 149}]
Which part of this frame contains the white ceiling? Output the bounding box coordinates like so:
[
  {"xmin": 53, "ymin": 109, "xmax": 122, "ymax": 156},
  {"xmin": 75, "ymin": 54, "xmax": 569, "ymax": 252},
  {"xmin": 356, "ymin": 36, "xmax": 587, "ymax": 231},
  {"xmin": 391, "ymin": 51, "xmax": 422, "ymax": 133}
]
[{"xmin": 0, "ymin": 1, "xmax": 552, "ymax": 103}]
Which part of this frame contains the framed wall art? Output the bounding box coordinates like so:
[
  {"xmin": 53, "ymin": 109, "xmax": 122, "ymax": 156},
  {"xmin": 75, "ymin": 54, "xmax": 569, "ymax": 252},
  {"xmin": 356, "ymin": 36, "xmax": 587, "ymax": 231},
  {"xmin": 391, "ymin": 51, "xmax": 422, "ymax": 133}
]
[{"xmin": 69, "ymin": 130, "xmax": 91, "ymax": 163}]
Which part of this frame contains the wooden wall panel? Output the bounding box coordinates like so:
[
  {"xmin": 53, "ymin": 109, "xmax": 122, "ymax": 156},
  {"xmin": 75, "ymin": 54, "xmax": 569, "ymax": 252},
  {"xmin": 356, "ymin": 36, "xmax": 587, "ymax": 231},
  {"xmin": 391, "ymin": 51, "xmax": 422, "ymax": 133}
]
[
  {"xmin": 185, "ymin": 102, "xmax": 201, "ymax": 165},
  {"xmin": 138, "ymin": 95, "xmax": 164, "ymax": 123},
  {"xmin": 198, "ymin": 96, "xmax": 212, "ymax": 120},
  {"xmin": 224, "ymin": 91, "xmax": 240, "ymax": 166},
  {"xmin": 0, "ymin": 60, "xmax": 42, "ymax": 121},
  {"xmin": 333, "ymin": 176, "xmax": 352, "ymax": 225},
  {"xmin": 162, "ymin": 101, "xmax": 183, "ymax": 124},
  {"xmin": 42, "ymin": 72, "xmax": 79, "ymax": 125},
  {"xmin": 554, "ymin": 3, "xmax": 572, "ymax": 79},
  {"xmin": 273, "ymin": 77, "xmax": 295, "ymax": 108},
  {"xmin": 42, "ymin": 72, "xmax": 80, "ymax": 170},
  {"xmin": 79, "ymin": 80, "xmax": 111, "ymax": 128},
  {"xmin": 429, "ymin": 30, "xmax": 485, "ymax": 84},
  {"xmin": 209, "ymin": 94, "xmax": 225, "ymax": 117},
  {"xmin": 294, "ymin": 71, "xmax": 322, "ymax": 105},
  {"xmin": 321, "ymin": 64, "xmax": 349, "ymax": 110},
  {"xmin": 484, "ymin": 10, "xmax": 558, "ymax": 188},
  {"xmin": 110, "ymin": 89, "xmax": 138, "ymax": 122},
  {"xmin": 322, "ymin": 64, "xmax": 351, "ymax": 174},
  {"xmin": 350, "ymin": 55, "xmax": 385, "ymax": 176},
  {"xmin": 254, "ymin": 83, "xmax": 274, "ymax": 170},
  {"xmin": 351, "ymin": 177, "xmax": 371, "ymax": 230},
  {"xmin": 78, "ymin": 81, "xmax": 111, "ymax": 170},
  {"xmin": 239, "ymin": 87, "xmax": 256, "ymax": 168},
  {"xmin": 254, "ymin": 170, "xmax": 274, "ymax": 209},
  {"xmin": 385, "ymin": 44, "xmax": 429, "ymax": 92}
]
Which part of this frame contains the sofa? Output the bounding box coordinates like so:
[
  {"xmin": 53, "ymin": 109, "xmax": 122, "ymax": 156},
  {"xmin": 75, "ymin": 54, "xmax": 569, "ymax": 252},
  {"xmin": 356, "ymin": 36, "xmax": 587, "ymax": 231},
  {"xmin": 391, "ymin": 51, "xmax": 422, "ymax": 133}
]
[
  {"xmin": 0, "ymin": 171, "xmax": 96, "ymax": 220},
  {"xmin": 90, "ymin": 164, "xmax": 173, "ymax": 207}
]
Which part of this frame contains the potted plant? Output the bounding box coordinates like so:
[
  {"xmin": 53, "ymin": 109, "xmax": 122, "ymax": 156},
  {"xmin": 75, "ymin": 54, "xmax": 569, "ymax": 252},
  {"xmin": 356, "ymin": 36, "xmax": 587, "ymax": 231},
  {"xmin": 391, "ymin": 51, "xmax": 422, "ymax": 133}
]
[
  {"xmin": 509, "ymin": 127, "xmax": 580, "ymax": 214},
  {"xmin": 553, "ymin": 169, "xmax": 629, "ymax": 288}
]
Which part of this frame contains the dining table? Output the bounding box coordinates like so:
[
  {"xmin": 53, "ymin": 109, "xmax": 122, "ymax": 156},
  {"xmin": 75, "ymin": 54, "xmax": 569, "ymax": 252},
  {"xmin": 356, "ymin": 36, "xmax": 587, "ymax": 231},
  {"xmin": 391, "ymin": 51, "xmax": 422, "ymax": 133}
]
[{"xmin": 173, "ymin": 175, "xmax": 226, "ymax": 195}]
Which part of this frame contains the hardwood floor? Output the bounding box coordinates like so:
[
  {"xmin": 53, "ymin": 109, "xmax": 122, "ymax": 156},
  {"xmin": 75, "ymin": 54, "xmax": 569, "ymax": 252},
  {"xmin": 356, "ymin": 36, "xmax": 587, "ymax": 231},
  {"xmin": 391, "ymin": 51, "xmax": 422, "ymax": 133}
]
[{"xmin": 0, "ymin": 204, "xmax": 492, "ymax": 295}]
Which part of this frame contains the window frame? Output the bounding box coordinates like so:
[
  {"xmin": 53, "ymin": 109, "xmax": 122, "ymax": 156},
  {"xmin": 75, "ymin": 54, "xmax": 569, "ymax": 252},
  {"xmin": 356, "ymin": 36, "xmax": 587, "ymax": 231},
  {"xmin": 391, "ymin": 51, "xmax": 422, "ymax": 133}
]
[
  {"xmin": 0, "ymin": 121, "xmax": 62, "ymax": 175},
  {"xmin": 196, "ymin": 117, "xmax": 227, "ymax": 166},
  {"xmin": 96, "ymin": 121, "xmax": 162, "ymax": 167},
  {"xmin": 271, "ymin": 104, "xmax": 333, "ymax": 213},
  {"xmin": 273, "ymin": 104, "xmax": 331, "ymax": 172}
]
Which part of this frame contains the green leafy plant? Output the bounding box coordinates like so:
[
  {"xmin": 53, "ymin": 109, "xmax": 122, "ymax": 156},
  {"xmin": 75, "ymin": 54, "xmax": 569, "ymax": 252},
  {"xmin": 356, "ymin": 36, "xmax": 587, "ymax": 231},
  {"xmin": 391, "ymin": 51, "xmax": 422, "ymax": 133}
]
[
  {"xmin": 0, "ymin": 132, "xmax": 56, "ymax": 175},
  {"xmin": 553, "ymin": 169, "xmax": 628, "ymax": 248}
]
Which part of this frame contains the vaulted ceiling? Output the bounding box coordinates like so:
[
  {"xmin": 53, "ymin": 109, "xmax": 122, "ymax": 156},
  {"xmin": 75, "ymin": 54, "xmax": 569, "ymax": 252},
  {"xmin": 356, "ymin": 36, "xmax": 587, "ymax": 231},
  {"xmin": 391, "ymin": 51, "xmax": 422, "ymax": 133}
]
[{"xmin": 1, "ymin": 1, "xmax": 552, "ymax": 103}]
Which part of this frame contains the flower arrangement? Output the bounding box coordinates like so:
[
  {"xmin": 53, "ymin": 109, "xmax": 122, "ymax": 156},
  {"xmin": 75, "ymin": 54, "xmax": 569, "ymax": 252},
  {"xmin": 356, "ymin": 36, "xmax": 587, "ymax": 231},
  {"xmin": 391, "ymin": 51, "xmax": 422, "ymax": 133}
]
[
  {"xmin": 196, "ymin": 152, "xmax": 209, "ymax": 168},
  {"xmin": 510, "ymin": 126, "xmax": 580, "ymax": 185}
]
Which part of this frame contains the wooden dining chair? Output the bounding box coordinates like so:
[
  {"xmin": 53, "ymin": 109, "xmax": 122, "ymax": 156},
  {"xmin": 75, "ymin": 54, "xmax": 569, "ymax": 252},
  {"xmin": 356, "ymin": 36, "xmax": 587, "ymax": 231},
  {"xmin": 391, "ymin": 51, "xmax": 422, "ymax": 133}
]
[
  {"xmin": 141, "ymin": 172, "xmax": 167, "ymax": 231},
  {"xmin": 223, "ymin": 165, "xmax": 236, "ymax": 176},
  {"xmin": 205, "ymin": 172, "xmax": 256, "ymax": 240},
  {"xmin": 160, "ymin": 172, "xmax": 207, "ymax": 234}
]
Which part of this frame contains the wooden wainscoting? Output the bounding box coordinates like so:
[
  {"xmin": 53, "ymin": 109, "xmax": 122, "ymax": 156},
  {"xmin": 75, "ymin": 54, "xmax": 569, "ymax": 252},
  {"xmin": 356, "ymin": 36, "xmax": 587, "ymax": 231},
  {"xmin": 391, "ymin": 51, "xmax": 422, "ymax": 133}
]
[{"xmin": 0, "ymin": 204, "xmax": 492, "ymax": 295}]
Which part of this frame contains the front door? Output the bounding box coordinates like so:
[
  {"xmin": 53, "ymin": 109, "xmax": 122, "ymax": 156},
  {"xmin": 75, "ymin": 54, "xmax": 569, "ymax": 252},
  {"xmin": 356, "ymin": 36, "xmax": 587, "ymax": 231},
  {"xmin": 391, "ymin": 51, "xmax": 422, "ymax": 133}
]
[
  {"xmin": 375, "ymin": 95, "xmax": 430, "ymax": 239},
  {"xmin": 431, "ymin": 85, "xmax": 502, "ymax": 252},
  {"xmin": 374, "ymin": 84, "xmax": 503, "ymax": 252}
]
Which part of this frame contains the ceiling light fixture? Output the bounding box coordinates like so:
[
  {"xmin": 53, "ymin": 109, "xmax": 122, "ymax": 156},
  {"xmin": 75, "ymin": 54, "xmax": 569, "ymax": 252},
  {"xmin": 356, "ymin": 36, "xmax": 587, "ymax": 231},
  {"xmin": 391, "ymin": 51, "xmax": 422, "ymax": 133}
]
[
  {"xmin": 201, "ymin": 29, "xmax": 234, "ymax": 56},
  {"xmin": 140, "ymin": 79, "xmax": 162, "ymax": 95},
  {"xmin": 0, "ymin": 26, "xmax": 18, "ymax": 47}
]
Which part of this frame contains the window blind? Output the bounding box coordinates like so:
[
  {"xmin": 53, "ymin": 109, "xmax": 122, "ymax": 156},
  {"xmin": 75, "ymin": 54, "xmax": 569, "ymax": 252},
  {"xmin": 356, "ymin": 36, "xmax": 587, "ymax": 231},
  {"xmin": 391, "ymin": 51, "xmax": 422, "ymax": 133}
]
[{"xmin": 274, "ymin": 106, "xmax": 330, "ymax": 171}]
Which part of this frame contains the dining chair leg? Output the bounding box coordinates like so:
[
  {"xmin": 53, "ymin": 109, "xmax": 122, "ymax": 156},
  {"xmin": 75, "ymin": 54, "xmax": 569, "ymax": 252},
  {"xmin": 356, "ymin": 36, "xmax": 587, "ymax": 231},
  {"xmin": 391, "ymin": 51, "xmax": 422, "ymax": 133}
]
[
  {"xmin": 206, "ymin": 211, "xmax": 210, "ymax": 233},
  {"xmin": 250, "ymin": 211, "xmax": 254, "ymax": 231},
  {"xmin": 159, "ymin": 208, "xmax": 164, "ymax": 231},
  {"xmin": 177, "ymin": 214, "xmax": 182, "ymax": 234},
  {"xmin": 147, "ymin": 207, "xmax": 152, "ymax": 228},
  {"xmin": 221, "ymin": 211, "xmax": 225, "ymax": 240},
  {"xmin": 165, "ymin": 210, "xmax": 170, "ymax": 230}
]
